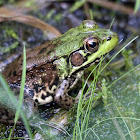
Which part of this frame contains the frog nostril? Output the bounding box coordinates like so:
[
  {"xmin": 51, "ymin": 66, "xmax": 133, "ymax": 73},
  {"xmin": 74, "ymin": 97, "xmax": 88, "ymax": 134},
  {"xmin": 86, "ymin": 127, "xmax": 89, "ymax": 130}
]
[{"xmin": 107, "ymin": 36, "xmax": 111, "ymax": 41}]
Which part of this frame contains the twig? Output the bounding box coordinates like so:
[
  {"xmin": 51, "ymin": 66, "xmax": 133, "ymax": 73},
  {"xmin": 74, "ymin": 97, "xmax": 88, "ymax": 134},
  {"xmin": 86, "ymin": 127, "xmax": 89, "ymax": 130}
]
[{"xmin": 87, "ymin": 0, "xmax": 139, "ymax": 15}]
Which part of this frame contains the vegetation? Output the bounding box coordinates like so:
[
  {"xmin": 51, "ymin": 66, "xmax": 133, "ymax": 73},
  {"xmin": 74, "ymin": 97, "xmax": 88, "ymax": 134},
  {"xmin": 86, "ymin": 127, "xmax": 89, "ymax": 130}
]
[{"xmin": 0, "ymin": 0, "xmax": 139, "ymax": 139}]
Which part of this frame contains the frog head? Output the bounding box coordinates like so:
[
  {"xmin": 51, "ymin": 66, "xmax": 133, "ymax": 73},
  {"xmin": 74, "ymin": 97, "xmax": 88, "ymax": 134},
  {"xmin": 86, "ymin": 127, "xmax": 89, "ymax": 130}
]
[{"xmin": 51, "ymin": 20, "xmax": 119, "ymax": 79}]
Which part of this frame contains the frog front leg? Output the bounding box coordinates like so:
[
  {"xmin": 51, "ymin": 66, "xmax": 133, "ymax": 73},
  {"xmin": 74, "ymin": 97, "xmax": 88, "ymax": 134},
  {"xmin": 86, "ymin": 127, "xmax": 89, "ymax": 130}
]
[
  {"xmin": 54, "ymin": 79, "xmax": 80, "ymax": 109},
  {"xmin": 54, "ymin": 78, "xmax": 94, "ymax": 109}
]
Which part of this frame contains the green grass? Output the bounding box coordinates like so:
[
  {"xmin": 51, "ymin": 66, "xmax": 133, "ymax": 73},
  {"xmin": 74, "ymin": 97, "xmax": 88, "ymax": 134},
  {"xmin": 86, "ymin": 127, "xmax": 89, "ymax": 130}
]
[
  {"xmin": 0, "ymin": 36, "xmax": 139, "ymax": 139},
  {"xmin": 0, "ymin": 75, "xmax": 33, "ymax": 140},
  {"xmin": 0, "ymin": 45, "xmax": 68, "ymax": 139},
  {"xmin": 73, "ymin": 70, "xmax": 139, "ymax": 140},
  {"xmin": 134, "ymin": 0, "xmax": 140, "ymax": 13},
  {"xmin": 69, "ymin": 0, "xmax": 86, "ymax": 13},
  {"xmin": 8, "ymin": 43, "xmax": 34, "ymax": 140},
  {"xmin": 0, "ymin": 28, "xmax": 139, "ymax": 139},
  {"xmin": 72, "ymin": 36, "xmax": 139, "ymax": 140},
  {"xmin": 0, "ymin": 0, "xmax": 139, "ymax": 139},
  {"xmin": 0, "ymin": 45, "xmax": 33, "ymax": 139}
]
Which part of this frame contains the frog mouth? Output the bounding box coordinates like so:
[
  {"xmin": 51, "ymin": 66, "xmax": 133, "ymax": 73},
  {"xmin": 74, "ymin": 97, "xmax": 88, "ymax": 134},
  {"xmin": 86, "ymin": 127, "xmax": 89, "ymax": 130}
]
[{"xmin": 84, "ymin": 52, "xmax": 108, "ymax": 68}]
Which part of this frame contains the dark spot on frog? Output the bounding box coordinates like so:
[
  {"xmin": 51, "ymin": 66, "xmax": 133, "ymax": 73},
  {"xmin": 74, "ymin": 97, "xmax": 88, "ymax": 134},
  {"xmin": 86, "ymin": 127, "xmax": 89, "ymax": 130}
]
[
  {"xmin": 39, "ymin": 67, "xmax": 44, "ymax": 72},
  {"xmin": 6, "ymin": 117, "xmax": 13, "ymax": 121},
  {"xmin": 33, "ymin": 64, "xmax": 38, "ymax": 68},
  {"xmin": 46, "ymin": 84, "xmax": 52, "ymax": 90},
  {"xmin": 46, "ymin": 92, "xmax": 51, "ymax": 97},
  {"xmin": 34, "ymin": 102, "xmax": 37, "ymax": 107},
  {"xmin": 35, "ymin": 99, "xmax": 38, "ymax": 103},
  {"xmin": 26, "ymin": 69, "xmax": 29, "ymax": 73},
  {"xmin": 65, "ymin": 98, "xmax": 68, "ymax": 102},
  {"xmin": 39, "ymin": 47, "xmax": 46, "ymax": 54},
  {"xmin": 65, "ymin": 103, "xmax": 70, "ymax": 107},
  {"xmin": 30, "ymin": 73, "xmax": 35, "ymax": 79},
  {"xmin": 8, "ymin": 71, "xmax": 12, "ymax": 77},
  {"xmin": 41, "ymin": 93, "xmax": 46, "ymax": 100},
  {"xmin": 65, "ymin": 83, "xmax": 67, "ymax": 87},
  {"xmin": 52, "ymin": 65, "xmax": 56, "ymax": 71},
  {"xmin": 72, "ymin": 99, "xmax": 75, "ymax": 103},
  {"xmin": 59, "ymin": 96, "xmax": 62, "ymax": 101},
  {"xmin": 41, "ymin": 86, "xmax": 46, "ymax": 91},
  {"xmin": 13, "ymin": 70, "xmax": 17, "ymax": 76},
  {"xmin": 33, "ymin": 84, "xmax": 39, "ymax": 93},
  {"xmin": 41, "ymin": 92, "xmax": 53, "ymax": 100},
  {"xmin": 47, "ymin": 50, "xmax": 53, "ymax": 54}
]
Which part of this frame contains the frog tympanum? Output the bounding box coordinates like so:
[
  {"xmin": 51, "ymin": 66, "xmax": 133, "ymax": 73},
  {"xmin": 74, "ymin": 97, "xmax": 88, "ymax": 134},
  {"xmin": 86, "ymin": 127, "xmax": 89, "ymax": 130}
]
[{"xmin": 1, "ymin": 20, "xmax": 119, "ymax": 113}]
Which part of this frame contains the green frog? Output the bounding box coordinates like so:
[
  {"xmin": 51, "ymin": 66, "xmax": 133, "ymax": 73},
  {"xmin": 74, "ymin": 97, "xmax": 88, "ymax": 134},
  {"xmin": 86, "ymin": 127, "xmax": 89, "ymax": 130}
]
[{"xmin": 1, "ymin": 20, "xmax": 119, "ymax": 111}]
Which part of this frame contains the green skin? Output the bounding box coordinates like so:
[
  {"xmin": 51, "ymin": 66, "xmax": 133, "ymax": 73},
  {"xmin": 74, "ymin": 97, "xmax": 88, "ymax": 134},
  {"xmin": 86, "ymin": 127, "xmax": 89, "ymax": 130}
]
[
  {"xmin": 50, "ymin": 20, "xmax": 119, "ymax": 78},
  {"xmin": 52, "ymin": 20, "xmax": 119, "ymax": 108},
  {"xmin": 2, "ymin": 20, "xmax": 119, "ymax": 111}
]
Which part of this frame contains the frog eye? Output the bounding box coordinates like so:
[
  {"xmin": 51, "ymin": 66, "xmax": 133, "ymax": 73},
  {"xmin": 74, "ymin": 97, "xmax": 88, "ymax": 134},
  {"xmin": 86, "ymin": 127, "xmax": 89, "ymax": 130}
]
[
  {"xmin": 85, "ymin": 37, "xmax": 99, "ymax": 53},
  {"xmin": 70, "ymin": 52, "xmax": 84, "ymax": 66}
]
